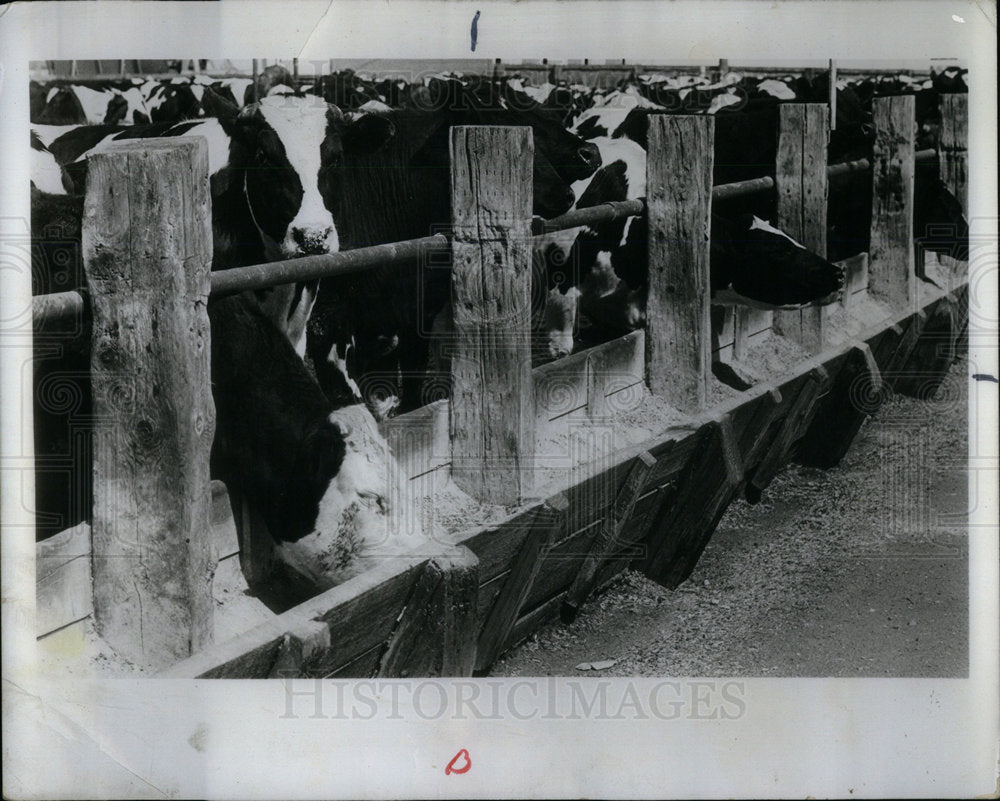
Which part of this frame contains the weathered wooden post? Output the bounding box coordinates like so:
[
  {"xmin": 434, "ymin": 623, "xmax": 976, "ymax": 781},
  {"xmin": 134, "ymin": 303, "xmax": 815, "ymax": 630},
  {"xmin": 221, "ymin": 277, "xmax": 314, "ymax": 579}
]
[
  {"xmin": 828, "ymin": 60, "xmax": 838, "ymax": 131},
  {"xmin": 449, "ymin": 126, "xmax": 535, "ymax": 505},
  {"xmin": 82, "ymin": 138, "xmax": 215, "ymax": 669},
  {"xmin": 939, "ymin": 94, "xmax": 968, "ymax": 216},
  {"xmin": 645, "ymin": 115, "xmax": 714, "ymax": 413},
  {"xmin": 869, "ymin": 94, "xmax": 916, "ymax": 310},
  {"xmin": 772, "ymin": 103, "xmax": 830, "ymax": 354}
]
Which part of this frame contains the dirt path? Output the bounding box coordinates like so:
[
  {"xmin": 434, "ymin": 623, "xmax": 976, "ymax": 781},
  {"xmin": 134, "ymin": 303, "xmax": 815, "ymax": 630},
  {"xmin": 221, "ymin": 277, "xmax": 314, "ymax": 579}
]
[{"xmin": 490, "ymin": 358, "xmax": 969, "ymax": 678}]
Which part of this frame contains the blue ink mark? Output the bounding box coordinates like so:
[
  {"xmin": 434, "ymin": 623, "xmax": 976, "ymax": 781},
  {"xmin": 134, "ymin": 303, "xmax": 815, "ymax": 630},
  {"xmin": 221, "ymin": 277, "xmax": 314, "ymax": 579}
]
[
  {"xmin": 972, "ymin": 374, "xmax": 998, "ymax": 383},
  {"xmin": 471, "ymin": 11, "xmax": 480, "ymax": 52}
]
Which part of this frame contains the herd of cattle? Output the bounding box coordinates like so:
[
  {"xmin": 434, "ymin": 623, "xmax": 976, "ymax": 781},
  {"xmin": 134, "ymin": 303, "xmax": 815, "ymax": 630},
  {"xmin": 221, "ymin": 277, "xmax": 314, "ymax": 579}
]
[{"xmin": 29, "ymin": 65, "xmax": 969, "ymax": 593}]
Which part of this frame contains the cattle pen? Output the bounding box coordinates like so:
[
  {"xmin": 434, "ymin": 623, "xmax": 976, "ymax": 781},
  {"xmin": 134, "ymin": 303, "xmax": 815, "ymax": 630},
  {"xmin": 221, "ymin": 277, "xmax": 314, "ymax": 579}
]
[{"xmin": 32, "ymin": 93, "xmax": 970, "ymax": 678}]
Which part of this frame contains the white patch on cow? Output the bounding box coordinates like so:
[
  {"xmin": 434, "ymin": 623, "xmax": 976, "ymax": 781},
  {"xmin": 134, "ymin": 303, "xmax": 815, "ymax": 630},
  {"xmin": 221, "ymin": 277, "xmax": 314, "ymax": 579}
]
[
  {"xmin": 46, "ymin": 87, "xmax": 60, "ymax": 104},
  {"xmin": 274, "ymin": 405, "xmax": 426, "ymax": 589},
  {"xmin": 31, "ymin": 124, "xmax": 79, "ymax": 149},
  {"xmin": 268, "ymin": 84, "xmax": 295, "ymax": 96},
  {"xmin": 144, "ymin": 85, "xmax": 169, "ymax": 114},
  {"xmin": 707, "ymin": 90, "xmax": 741, "ymax": 115},
  {"xmin": 573, "ymin": 106, "xmax": 632, "ymax": 140},
  {"xmin": 326, "ymin": 338, "xmax": 363, "ymax": 400},
  {"xmin": 31, "ymin": 146, "xmax": 67, "ymax": 194},
  {"xmin": 169, "ymin": 119, "xmax": 231, "ymax": 177},
  {"xmin": 258, "ymin": 96, "xmax": 339, "ymax": 256},
  {"xmin": 570, "ymin": 137, "xmax": 647, "ymax": 202},
  {"xmin": 749, "ymin": 215, "xmax": 806, "ymax": 250},
  {"xmin": 170, "ymin": 76, "xmax": 187, "ymax": 85},
  {"xmin": 358, "ymin": 99, "xmax": 393, "ymax": 113},
  {"xmin": 192, "ymin": 74, "xmax": 215, "ymax": 86},
  {"xmin": 72, "ymin": 86, "xmax": 115, "ymax": 124},
  {"xmin": 190, "ymin": 85, "xmax": 205, "ymax": 103},
  {"xmin": 757, "ymin": 79, "xmax": 796, "ymax": 100},
  {"xmin": 222, "ymin": 78, "xmax": 253, "ymax": 106},
  {"xmin": 523, "ymin": 82, "xmax": 555, "ymax": 104},
  {"xmin": 113, "ymin": 87, "xmax": 150, "ymax": 123}
]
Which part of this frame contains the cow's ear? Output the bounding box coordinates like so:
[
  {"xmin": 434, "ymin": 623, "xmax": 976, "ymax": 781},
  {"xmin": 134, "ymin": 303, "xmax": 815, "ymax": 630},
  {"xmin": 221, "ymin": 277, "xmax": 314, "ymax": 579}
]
[
  {"xmin": 342, "ymin": 114, "xmax": 396, "ymax": 154},
  {"xmin": 201, "ymin": 86, "xmax": 239, "ymax": 126}
]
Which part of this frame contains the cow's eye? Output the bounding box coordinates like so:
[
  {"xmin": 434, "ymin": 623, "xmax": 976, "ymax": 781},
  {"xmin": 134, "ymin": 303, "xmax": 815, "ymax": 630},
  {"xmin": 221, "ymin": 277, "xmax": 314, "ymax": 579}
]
[
  {"xmin": 327, "ymin": 153, "xmax": 342, "ymax": 170},
  {"xmin": 256, "ymin": 146, "xmax": 269, "ymax": 165}
]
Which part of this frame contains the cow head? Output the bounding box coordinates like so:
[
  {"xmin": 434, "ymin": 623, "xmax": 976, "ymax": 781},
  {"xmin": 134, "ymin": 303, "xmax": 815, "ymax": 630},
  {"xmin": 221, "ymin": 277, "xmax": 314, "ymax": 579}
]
[
  {"xmin": 277, "ymin": 403, "xmax": 426, "ymax": 589},
  {"xmin": 217, "ymin": 95, "xmax": 396, "ymax": 261}
]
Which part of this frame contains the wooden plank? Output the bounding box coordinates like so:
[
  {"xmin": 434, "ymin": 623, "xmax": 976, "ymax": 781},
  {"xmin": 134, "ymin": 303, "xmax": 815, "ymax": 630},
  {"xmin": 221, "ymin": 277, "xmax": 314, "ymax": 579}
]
[
  {"xmin": 230, "ymin": 488, "xmax": 278, "ymax": 597},
  {"xmin": 36, "ymin": 522, "xmax": 93, "ymax": 637},
  {"xmin": 939, "ymin": 94, "xmax": 968, "ymax": 216},
  {"xmin": 882, "ymin": 309, "xmax": 927, "ymax": 389},
  {"xmin": 460, "ymin": 511, "xmax": 536, "ymax": 585},
  {"xmin": 267, "ymin": 620, "xmax": 331, "ymax": 679},
  {"xmin": 562, "ymin": 451, "xmax": 657, "ymax": 621},
  {"xmin": 449, "ymin": 126, "xmax": 535, "ymax": 504},
  {"xmin": 733, "ymin": 386, "xmax": 787, "ymax": 470},
  {"xmin": 586, "ymin": 330, "xmax": 644, "ymax": 418},
  {"xmin": 377, "ymin": 547, "xmax": 480, "ymax": 678},
  {"xmin": 837, "ymin": 252, "xmax": 870, "ymax": 312},
  {"xmin": 643, "ymin": 414, "xmax": 743, "ymax": 589},
  {"xmin": 869, "ymin": 95, "xmax": 916, "ymax": 310},
  {"xmin": 645, "ymin": 114, "xmax": 714, "ymax": 412},
  {"xmin": 773, "ymin": 104, "xmax": 830, "ymax": 354},
  {"xmin": 163, "ymin": 554, "xmax": 428, "ymax": 678},
  {"xmin": 894, "ymin": 297, "xmax": 956, "ymax": 398},
  {"xmin": 796, "ymin": 344, "xmax": 882, "ymax": 470},
  {"xmin": 744, "ymin": 365, "xmax": 830, "ymax": 501},
  {"xmin": 82, "ymin": 138, "xmax": 215, "ymax": 670},
  {"xmin": 475, "ymin": 494, "xmax": 568, "ymax": 671},
  {"xmin": 210, "ymin": 481, "xmax": 239, "ymax": 559},
  {"xmin": 378, "ymin": 399, "xmax": 450, "ymax": 484},
  {"xmin": 533, "ymin": 352, "xmax": 589, "ymax": 424}
]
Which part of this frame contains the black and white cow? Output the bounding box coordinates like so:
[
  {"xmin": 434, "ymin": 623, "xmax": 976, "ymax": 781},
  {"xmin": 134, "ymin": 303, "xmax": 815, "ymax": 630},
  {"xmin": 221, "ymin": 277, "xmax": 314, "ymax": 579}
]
[
  {"xmin": 34, "ymin": 81, "xmax": 151, "ymax": 125},
  {"xmin": 37, "ymin": 91, "xmax": 397, "ymax": 359},
  {"xmin": 209, "ymin": 293, "xmax": 427, "ymax": 589},
  {"xmin": 304, "ymin": 89, "xmax": 603, "ymax": 416},
  {"xmin": 539, "ymin": 135, "xmax": 845, "ymax": 358}
]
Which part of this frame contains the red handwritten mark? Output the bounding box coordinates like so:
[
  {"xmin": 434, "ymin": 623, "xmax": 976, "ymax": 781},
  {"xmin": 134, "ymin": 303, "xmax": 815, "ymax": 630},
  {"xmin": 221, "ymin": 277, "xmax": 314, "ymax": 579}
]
[{"xmin": 445, "ymin": 748, "xmax": 471, "ymax": 775}]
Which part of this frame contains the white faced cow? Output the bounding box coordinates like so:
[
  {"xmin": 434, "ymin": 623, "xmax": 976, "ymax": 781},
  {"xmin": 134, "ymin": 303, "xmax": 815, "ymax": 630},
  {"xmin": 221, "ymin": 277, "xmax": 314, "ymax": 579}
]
[{"xmin": 41, "ymin": 92, "xmax": 396, "ymax": 358}]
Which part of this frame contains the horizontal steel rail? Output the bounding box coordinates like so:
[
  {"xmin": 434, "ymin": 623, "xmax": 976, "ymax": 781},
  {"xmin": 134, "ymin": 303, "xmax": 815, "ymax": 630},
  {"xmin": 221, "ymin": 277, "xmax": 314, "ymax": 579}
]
[{"xmin": 30, "ymin": 148, "xmax": 942, "ymax": 326}]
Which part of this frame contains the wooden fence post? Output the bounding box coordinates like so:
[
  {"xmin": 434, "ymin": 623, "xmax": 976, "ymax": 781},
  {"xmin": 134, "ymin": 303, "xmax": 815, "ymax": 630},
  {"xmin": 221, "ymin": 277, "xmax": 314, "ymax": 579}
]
[
  {"xmin": 869, "ymin": 94, "xmax": 916, "ymax": 311},
  {"xmin": 939, "ymin": 94, "xmax": 968, "ymax": 217},
  {"xmin": 773, "ymin": 103, "xmax": 830, "ymax": 355},
  {"xmin": 449, "ymin": 126, "xmax": 535, "ymax": 505},
  {"xmin": 645, "ymin": 115, "xmax": 714, "ymax": 413},
  {"xmin": 82, "ymin": 138, "xmax": 215, "ymax": 669}
]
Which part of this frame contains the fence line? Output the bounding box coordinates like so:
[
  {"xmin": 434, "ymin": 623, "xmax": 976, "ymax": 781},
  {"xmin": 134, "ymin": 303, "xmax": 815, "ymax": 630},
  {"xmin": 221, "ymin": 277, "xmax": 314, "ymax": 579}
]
[
  {"xmin": 32, "ymin": 94, "xmax": 966, "ymax": 672},
  {"xmin": 30, "ymin": 147, "xmax": 941, "ymax": 328}
]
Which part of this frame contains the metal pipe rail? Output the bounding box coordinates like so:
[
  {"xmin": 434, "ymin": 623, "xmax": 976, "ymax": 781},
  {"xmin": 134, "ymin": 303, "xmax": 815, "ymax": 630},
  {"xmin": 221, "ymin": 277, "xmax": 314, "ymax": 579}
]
[{"xmin": 30, "ymin": 148, "xmax": 941, "ymax": 326}]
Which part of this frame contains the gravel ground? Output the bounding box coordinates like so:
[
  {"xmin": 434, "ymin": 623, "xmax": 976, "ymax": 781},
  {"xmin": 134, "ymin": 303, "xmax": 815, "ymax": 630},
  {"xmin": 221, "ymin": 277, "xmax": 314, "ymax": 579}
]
[{"xmin": 490, "ymin": 357, "xmax": 969, "ymax": 678}]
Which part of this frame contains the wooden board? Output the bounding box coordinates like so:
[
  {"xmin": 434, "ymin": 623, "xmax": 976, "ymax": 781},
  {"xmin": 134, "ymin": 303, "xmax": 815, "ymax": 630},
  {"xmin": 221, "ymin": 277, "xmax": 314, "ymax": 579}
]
[
  {"xmin": 449, "ymin": 126, "xmax": 535, "ymax": 505},
  {"xmin": 773, "ymin": 104, "xmax": 830, "ymax": 354},
  {"xmin": 475, "ymin": 496, "xmax": 567, "ymax": 670},
  {"xmin": 869, "ymin": 95, "xmax": 916, "ymax": 310},
  {"xmin": 82, "ymin": 137, "xmax": 215, "ymax": 669},
  {"xmin": 645, "ymin": 115, "xmax": 714, "ymax": 412},
  {"xmin": 37, "ymin": 522, "xmax": 93, "ymax": 637},
  {"xmin": 939, "ymin": 94, "xmax": 968, "ymax": 216},
  {"xmin": 643, "ymin": 414, "xmax": 744, "ymax": 589}
]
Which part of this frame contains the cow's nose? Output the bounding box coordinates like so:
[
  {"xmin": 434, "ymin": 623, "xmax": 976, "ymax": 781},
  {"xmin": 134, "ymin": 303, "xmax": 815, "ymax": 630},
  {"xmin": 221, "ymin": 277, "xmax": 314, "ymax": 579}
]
[
  {"xmin": 578, "ymin": 142, "xmax": 602, "ymax": 170},
  {"xmin": 291, "ymin": 227, "xmax": 334, "ymax": 254}
]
